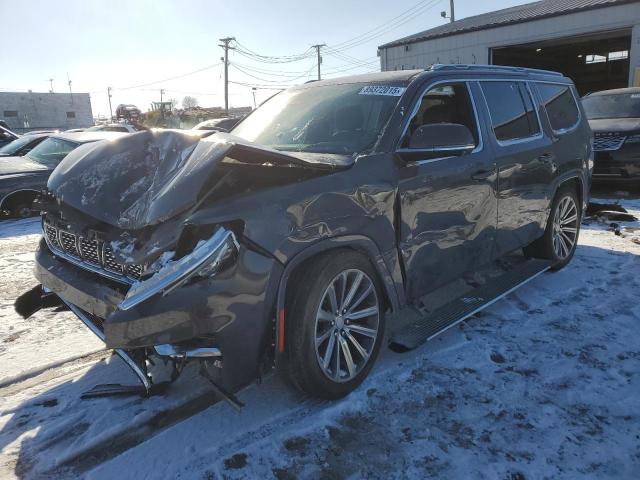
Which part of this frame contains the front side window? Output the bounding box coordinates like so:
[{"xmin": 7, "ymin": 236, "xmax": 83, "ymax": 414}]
[
  {"xmin": 232, "ymin": 83, "xmax": 404, "ymax": 155},
  {"xmin": 402, "ymin": 82, "xmax": 479, "ymax": 149},
  {"xmin": 26, "ymin": 137, "xmax": 78, "ymax": 168},
  {"xmin": 481, "ymin": 81, "xmax": 540, "ymax": 142},
  {"xmin": 537, "ymin": 83, "xmax": 579, "ymax": 131}
]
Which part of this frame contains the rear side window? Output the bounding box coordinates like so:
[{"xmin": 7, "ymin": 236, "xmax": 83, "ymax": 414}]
[
  {"xmin": 481, "ymin": 81, "xmax": 540, "ymax": 142},
  {"xmin": 537, "ymin": 83, "xmax": 579, "ymax": 131}
]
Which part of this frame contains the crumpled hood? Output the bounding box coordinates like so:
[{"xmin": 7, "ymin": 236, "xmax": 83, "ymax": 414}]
[
  {"xmin": 0, "ymin": 156, "xmax": 48, "ymax": 176},
  {"xmin": 47, "ymin": 130, "xmax": 344, "ymax": 230},
  {"xmin": 588, "ymin": 117, "xmax": 640, "ymax": 134}
]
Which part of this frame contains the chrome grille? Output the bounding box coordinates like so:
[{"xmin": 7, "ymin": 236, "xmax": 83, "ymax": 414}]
[
  {"xmin": 79, "ymin": 237, "xmax": 101, "ymax": 266},
  {"xmin": 593, "ymin": 133, "xmax": 626, "ymax": 152},
  {"xmin": 44, "ymin": 224, "xmax": 59, "ymax": 248},
  {"xmin": 43, "ymin": 221, "xmax": 143, "ymax": 282},
  {"xmin": 103, "ymin": 246, "xmax": 123, "ymax": 274}
]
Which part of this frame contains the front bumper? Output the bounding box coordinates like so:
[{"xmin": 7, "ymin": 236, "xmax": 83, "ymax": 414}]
[
  {"xmin": 593, "ymin": 145, "xmax": 640, "ymax": 179},
  {"xmin": 33, "ymin": 237, "xmax": 280, "ymax": 389}
]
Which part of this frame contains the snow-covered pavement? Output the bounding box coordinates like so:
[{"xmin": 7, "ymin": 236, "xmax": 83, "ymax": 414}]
[{"xmin": 1, "ymin": 195, "xmax": 639, "ymax": 479}]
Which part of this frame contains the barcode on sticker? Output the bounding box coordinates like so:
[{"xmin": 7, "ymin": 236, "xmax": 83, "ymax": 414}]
[{"xmin": 359, "ymin": 85, "xmax": 406, "ymax": 96}]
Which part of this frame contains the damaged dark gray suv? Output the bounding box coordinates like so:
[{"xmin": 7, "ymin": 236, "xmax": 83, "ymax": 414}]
[{"xmin": 17, "ymin": 65, "xmax": 592, "ymax": 404}]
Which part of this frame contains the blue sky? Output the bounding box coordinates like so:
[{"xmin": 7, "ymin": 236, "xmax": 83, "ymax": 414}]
[{"xmin": 0, "ymin": 0, "xmax": 529, "ymax": 117}]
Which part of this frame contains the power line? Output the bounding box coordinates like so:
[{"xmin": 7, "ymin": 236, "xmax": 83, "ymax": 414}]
[
  {"xmin": 115, "ymin": 63, "xmax": 222, "ymax": 91},
  {"xmin": 328, "ymin": 0, "xmax": 443, "ymax": 52}
]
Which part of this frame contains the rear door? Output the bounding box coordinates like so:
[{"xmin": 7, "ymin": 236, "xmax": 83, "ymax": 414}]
[
  {"xmin": 479, "ymin": 80, "xmax": 554, "ymax": 257},
  {"xmin": 396, "ymin": 80, "xmax": 498, "ymax": 300}
]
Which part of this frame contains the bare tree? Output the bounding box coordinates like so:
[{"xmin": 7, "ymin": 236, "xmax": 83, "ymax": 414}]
[{"xmin": 182, "ymin": 96, "xmax": 199, "ymax": 109}]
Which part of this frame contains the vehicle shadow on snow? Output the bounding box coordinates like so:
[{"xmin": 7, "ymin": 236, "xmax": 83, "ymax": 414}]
[
  {"xmin": 1, "ymin": 243, "xmax": 639, "ymax": 479},
  {"xmin": 0, "ymin": 218, "xmax": 41, "ymax": 239},
  {"xmin": 0, "ymin": 353, "xmax": 215, "ymax": 479}
]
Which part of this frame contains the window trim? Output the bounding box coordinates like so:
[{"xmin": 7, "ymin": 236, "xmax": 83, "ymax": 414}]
[
  {"xmin": 479, "ymin": 79, "xmax": 543, "ymax": 147},
  {"xmin": 533, "ymin": 81, "xmax": 582, "ymax": 136},
  {"xmin": 396, "ymin": 79, "xmax": 484, "ymax": 155}
]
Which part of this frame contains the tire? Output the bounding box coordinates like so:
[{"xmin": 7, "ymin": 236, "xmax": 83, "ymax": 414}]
[
  {"xmin": 286, "ymin": 250, "xmax": 386, "ymax": 399},
  {"xmin": 523, "ymin": 185, "xmax": 581, "ymax": 270},
  {"xmin": 11, "ymin": 202, "xmax": 34, "ymax": 219}
]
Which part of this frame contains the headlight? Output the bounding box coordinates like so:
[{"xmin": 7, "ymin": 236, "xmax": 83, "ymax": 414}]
[
  {"xmin": 625, "ymin": 134, "xmax": 640, "ymax": 144},
  {"xmin": 119, "ymin": 228, "xmax": 239, "ymax": 311}
]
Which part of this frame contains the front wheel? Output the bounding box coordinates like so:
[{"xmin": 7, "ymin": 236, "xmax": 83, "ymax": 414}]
[
  {"xmin": 524, "ymin": 185, "xmax": 581, "ymax": 270},
  {"xmin": 286, "ymin": 251, "xmax": 385, "ymax": 399}
]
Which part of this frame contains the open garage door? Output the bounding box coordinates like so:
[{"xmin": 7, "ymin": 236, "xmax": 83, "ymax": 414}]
[{"xmin": 491, "ymin": 30, "xmax": 631, "ymax": 95}]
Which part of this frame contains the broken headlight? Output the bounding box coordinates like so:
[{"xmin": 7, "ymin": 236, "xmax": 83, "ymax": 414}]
[{"xmin": 119, "ymin": 228, "xmax": 239, "ymax": 311}]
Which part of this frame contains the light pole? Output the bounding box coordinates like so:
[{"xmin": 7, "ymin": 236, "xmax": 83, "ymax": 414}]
[{"xmin": 107, "ymin": 87, "xmax": 113, "ymax": 122}]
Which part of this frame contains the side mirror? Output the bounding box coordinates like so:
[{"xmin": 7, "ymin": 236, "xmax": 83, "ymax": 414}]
[{"xmin": 406, "ymin": 123, "xmax": 475, "ymax": 151}]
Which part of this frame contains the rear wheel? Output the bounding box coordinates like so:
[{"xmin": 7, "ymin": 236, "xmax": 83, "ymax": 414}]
[
  {"xmin": 11, "ymin": 202, "xmax": 34, "ymax": 219},
  {"xmin": 286, "ymin": 251, "xmax": 385, "ymax": 399},
  {"xmin": 524, "ymin": 185, "xmax": 581, "ymax": 270}
]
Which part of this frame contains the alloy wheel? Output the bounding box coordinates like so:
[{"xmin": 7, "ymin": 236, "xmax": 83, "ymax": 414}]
[
  {"xmin": 314, "ymin": 269, "xmax": 380, "ymax": 383},
  {"xmin": 552, "ymin": 195, "xmax": 579, "ymax": 259}
]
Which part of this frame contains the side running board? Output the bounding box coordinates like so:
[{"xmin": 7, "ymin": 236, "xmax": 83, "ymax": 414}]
[{"xmin": 389, "ymin": 258, "xmax": 552, "ymax": 352}]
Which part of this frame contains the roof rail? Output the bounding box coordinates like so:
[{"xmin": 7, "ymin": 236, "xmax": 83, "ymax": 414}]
[{"xmin": 428, "ymin": 64, "xmax": 563, "ymax": 77}]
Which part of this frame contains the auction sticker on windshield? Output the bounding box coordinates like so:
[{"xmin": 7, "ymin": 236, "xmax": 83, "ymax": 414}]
[{"xmin": 359, "ymin": 85, "xmax": 406, "ymax": 96}]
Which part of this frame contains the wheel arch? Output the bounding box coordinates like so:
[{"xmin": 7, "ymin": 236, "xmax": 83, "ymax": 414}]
[
  {"xmin": 549, "ymin": 172, "xmax": 587, "ymax": 217},
  {"xmin": 0, "ymin": 188, "xmax": 40, "ymax": 214},
  {"xmin": 273, "ymin": 235, "xmax": 401, "ymax": 364}
]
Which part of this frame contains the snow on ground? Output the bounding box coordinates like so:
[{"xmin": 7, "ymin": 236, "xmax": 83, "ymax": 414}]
[{"xmin": 1, "ymin": 193, "xmax": 639, "ymax": 479}]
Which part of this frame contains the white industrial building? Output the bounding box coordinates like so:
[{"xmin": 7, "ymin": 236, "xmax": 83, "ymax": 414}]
[
  {"xmin": 378, "ymin": 0, "xmax": 640, "ymax": 94},
  {"xmin": 0, "ymin": 92, "xmax": 93, "ymax": 133}
]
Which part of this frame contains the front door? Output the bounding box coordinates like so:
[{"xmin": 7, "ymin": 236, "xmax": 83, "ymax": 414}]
[{"xmin": 396, "ymin": 81, "xmax": 498, "ymax": 301}]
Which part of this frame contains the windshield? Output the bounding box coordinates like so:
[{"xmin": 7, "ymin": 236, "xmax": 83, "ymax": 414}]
[
  {"xmin": 231, "ymin": 83, "xmax": 405, "ymax": 154},
  {"xmin": 582, "ymin": 93, "xmax": 640, "ymax": 119},
  {"xmin": 0, "ymin": 136, "xmax": 36, "ymax": 155},
  {"xmin": 26, "ymin": 137, "xmax": 78, "ymax": 168}
]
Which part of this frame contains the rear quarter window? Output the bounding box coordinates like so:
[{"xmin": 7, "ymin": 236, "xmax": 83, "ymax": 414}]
[{"xmin": 537, "ymin": 83, "xmax": 580, "ymax": 132}]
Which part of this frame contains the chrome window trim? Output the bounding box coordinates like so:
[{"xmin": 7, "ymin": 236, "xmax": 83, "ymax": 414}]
[
  {"xmin": 533, "ymin": 80, "xmax": 582, "ymax": 135},
  {"xmin": 478, "ymin": 79, "xmax": 544, "ymax": 147},
  {"xmin": 396, "ymin": 79, "xmax": 484, "ymax": 155}
]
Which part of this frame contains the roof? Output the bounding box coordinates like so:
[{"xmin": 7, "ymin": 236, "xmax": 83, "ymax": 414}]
[
  {"xmin": 296, "ymin": 70, "xmax": 422, "ymax": 88},
  {"xmin": 52, "ymin": 131, "xmax": 129, "ymax": 143},
  {"xmin": 380, "ymin": 0, "xmax": 639, "ymax": 48},
  {"xmin": 585, "ymin": 86, "xmax": 640, "ymax": 96}
]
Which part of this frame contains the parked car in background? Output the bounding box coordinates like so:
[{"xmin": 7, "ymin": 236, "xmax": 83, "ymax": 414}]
[
  {"xmin": 582, "ymin": 87, "xmax": 640, "ymax": 182},
  {"xmin": 192, "ymin": 116, "xmax": 243, "ymax": 132},
  {"xmin": 0, "ymin": 124, "xmax": 19, "ymax": 148},
  {"xmin": 87, "ymin": 123, "xmax": 147, "ymax": 133},
  {"xmin": 0, "ymin": 131, "xmax": 127, "ymax": 218},
  {"xmin": 18, "ymin": 66, "xmax": 591, "ymax": 403},
  {"xmin": 0, "ymin": 133, "xmax": 50, "ymax": 157}
]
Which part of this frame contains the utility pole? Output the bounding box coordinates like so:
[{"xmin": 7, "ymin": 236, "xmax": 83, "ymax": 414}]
[
  {"xmin": 312, "ymin": 44, "xmax": 326, "ymax": 80},
  {"xmin": 219, "ymin": 37, "xmax": 235, "ymax": 115},
  {"xmin": 450, "ymin": 0, "xmax": 455, "ymax": 22},
  {"xmin": 160, "ymin": 88, "xmax": 165, "ymax": 121},
  {"xmin": 107, "ymin": 87, "xmax": 113, "ymax": 122},
  {"xmin": 48, "ymin": 78, "xmax": 54, "ymax": 93},
  {"xmin": 252, "ymin": 87, "xmax": 257, "ymax": 109},
  {"xmin": 67, "ymin": 73, "xmax": 73, "ymax": 105}
]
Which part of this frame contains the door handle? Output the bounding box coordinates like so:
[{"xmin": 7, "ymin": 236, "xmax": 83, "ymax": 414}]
[
  {"xmin": 537, "ymin": 153, "xmax": 553, "ymax": 164},
  {"xmin": 470, "ymin": 169, "xmax": 493, "ymax": 181}
]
